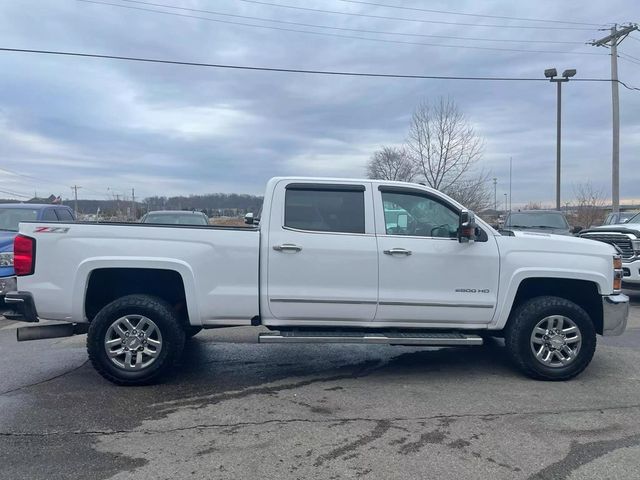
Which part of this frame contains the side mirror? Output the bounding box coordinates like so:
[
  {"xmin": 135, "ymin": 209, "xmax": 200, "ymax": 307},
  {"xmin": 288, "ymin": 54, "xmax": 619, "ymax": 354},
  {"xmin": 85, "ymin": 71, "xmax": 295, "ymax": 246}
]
[
  {"xmin": 244, "ymin": 213, "xmax": 255, "ymax": 225},
  {"xmin": 458, "ymin": 210, "xmax": 477, "ymax": 243},
  {"xmin": 571, "ymin": 226, "xmax": 583, "ymax": 234}
]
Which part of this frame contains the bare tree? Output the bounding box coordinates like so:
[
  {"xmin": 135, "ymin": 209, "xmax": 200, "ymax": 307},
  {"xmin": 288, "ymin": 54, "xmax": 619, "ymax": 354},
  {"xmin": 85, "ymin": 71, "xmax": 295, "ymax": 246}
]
[
  {"xmin": 405, "ymin": 97, "xmax": 488, "ymax": 211},
  {"xmin": 524, "ymin": 201, "xmax": 543, "ymax": 210},
  {"xmin": 367, "ymin": 146, "xmax": 416, "ymax": 182},
  {"xmin": 449, "ymin": 171, "xmax": 493, "ymax": 212},
  {"xmin": 406, "ymin": 97, "xmax": 483, "ymax": 190},
  {"xmin": 570, "ymin": 182, "xmax": 606, "ymax": 228}
]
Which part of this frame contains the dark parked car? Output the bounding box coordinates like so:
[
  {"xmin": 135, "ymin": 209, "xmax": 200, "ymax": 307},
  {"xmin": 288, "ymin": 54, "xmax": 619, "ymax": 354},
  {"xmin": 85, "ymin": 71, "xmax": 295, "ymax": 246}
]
[
  {"xmin": 0, "ymin": 203, "xmax": 75, "ymax": 299},
  {"xmin": 140, "ymin": 210, "xmax": 209, "ymax": 226},
  {"xmin": 602, "ymin": 211, "xmax": 639, "ymax": 226},
  {"xmin": 503, "ymin": 210, "xmax": 576, "ymax": 236}
]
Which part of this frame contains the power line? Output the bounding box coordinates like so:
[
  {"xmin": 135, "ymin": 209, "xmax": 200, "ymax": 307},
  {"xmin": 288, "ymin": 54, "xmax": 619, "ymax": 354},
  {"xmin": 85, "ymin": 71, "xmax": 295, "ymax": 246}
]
[
  {"xmin": 619, "ymin": 55, "xmax": 640, "ymax": 72},
  {"xmin": 333, "ymin": 0, "xmax": 606, "ymax": 27},
  {"xmin": 0, "ymin": 188, "xmax": 31, "ymax": 199},
  {"xmin": 620, "ymin": 51, "xmax": 640, "ymax": 63},
  {"xmin": 111, "ymin": 0, "xmax": 586, "ymax": 45},
  {"xmin": 230, "ymin": 0, "xmax": 598, "ymax": 31},
  {"xmin": 0, "ymin": 165, "xmax": 106, "ymax": 196},
  {"xmin": 2, "ymin": 47, "xmax": 634, "ymax": 88},
  {"xmin": 78, "ymin": 1, "xmax": 604, "ymax": 56}
]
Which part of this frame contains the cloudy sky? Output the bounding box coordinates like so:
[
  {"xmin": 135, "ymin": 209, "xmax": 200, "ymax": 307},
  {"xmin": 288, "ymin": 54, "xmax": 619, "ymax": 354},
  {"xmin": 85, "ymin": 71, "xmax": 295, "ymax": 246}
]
[{"xmin": 0, "ymin": 0, "xmax": 638, "ymax": 206}]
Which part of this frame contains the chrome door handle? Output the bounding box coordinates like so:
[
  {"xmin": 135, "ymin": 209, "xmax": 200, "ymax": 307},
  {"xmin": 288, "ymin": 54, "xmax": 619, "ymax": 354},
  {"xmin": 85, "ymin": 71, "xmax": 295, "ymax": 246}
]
[
  {"xmin": 383, "ymin": 248, "xmax": 412, "ymax": 256},
  {"xmin": 273, "ymin": 243, "xmax": 303, "ymax": 252}
]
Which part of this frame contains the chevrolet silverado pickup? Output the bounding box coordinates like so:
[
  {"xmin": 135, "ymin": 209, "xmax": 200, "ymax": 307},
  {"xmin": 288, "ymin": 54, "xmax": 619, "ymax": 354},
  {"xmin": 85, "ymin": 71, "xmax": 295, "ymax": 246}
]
[{"xmin": 6, "ymin": 177, "xmax": 629, "ymax": 385}]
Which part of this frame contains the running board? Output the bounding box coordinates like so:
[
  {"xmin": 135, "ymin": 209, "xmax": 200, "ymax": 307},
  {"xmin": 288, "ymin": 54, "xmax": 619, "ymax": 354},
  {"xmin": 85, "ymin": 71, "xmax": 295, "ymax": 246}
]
[{"xmin": 259, "ymin": 331, "xmax": 483, "ymax": 346}]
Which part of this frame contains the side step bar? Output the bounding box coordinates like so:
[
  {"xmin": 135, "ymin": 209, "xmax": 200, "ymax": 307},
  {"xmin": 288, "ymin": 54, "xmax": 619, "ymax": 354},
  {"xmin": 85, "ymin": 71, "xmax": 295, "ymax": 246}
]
[
  {"xmin": 17, "ymin": 323, "xmax": 88, "ymax": 342},
  {"xmin": 259, "ymin": 331, "xmax": 483, "ymax": 346}
]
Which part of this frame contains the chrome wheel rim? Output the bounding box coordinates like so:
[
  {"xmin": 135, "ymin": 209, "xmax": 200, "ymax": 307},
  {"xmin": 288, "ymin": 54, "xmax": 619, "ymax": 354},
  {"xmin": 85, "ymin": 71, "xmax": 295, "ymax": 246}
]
[
  {"xmin": 104, "ymin": 315, "xmax": 163, "ymax": 371},
  {"xmin": 530, "ymin": 315, "xmax": 581, "ymax": 367}
]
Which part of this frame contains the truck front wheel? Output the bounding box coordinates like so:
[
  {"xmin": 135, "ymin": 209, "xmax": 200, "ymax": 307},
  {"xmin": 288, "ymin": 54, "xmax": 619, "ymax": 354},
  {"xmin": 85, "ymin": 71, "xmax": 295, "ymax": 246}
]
[
  {"xmin": 505, "ymin": 296, "xmax": 596, "ymax": 381},
  {"xmin": 87, "ymin": 294, "xmax": 186, "ymax": 385}
]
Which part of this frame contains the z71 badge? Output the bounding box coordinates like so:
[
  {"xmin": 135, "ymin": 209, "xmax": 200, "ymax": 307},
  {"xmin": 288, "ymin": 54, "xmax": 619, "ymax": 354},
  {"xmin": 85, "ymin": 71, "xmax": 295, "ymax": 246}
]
[{"xmin": 34, "ymin": 226, "xmax": 70, "ymax": 233}]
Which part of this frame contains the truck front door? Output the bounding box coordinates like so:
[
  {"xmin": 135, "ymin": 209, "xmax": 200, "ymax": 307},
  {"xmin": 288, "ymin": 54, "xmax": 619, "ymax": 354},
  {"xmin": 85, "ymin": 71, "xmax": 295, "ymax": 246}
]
[
  {"xmin": 374, "ymin": 186, "xmax": 499, "ymax": 326},
  {"xmin": 265, "ymin": 181, "xmax": 378, "ymax": 325}
]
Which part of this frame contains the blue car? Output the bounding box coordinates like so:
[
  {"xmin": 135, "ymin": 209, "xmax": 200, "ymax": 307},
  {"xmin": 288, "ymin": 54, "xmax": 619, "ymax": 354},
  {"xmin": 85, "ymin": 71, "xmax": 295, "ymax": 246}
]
[{"xmin": 0, "ymin": 204, "xmax": 75, "ymax": 301}]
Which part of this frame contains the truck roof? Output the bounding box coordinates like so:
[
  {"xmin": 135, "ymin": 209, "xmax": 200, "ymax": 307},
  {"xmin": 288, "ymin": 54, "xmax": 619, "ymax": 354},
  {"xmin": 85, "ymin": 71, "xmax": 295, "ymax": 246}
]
[
  {"xmin": 0, "ymin": 203, "xmax": 67, "ymax": 209},
  {"xmin": 509, "ymin": 210, "xmax": 567, "ymax": 214},
  {"xmin": 146, "ymin": 210, "xmax": 205, "ymax": 215},
  {"xmin": 271, "ymin": 176, "xmax": 428, "ymax": 187}
]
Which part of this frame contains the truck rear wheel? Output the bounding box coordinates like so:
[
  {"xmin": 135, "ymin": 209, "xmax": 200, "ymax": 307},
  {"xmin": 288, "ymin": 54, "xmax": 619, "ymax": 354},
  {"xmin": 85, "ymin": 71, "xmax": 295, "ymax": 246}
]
[
  {"xmin": 87, "ymin": 294, "xmax": 185, "ymax": 385},
  {"xmin": 505, "ymin": 296, "xmax": 596, "ymax": 381}
]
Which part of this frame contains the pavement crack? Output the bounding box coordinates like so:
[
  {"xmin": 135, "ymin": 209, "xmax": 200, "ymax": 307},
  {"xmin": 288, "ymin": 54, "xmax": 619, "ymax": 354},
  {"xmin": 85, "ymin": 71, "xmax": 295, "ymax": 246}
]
[
  {"xmin": 153, "ymin": 359, "xmax": 385, "ymax": 413},
  {"xmin": 3, "ymin": 403, "xmax": 640, "ymax": 439},
  {"xmin": 0, "ymin": 360, "xmax": 89, "ymax": 396},
  {"xmin": 528, "ymin": 433, "xmax": 640, "ymax": 480}
]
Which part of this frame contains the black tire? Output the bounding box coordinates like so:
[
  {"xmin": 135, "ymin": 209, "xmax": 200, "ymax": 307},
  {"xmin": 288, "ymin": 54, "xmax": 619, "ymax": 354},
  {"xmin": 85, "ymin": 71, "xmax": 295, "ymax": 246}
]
[
  {"xmin": 87, "ymin": 294, "xmax": 186, "ymax": 386},
  {"xmin": 186, "ymin": 326, "xmax": 203, "ymax": 338},
  {"xmin": 505, "ymin": 296, "xmax": 596, "ymax": 381}
]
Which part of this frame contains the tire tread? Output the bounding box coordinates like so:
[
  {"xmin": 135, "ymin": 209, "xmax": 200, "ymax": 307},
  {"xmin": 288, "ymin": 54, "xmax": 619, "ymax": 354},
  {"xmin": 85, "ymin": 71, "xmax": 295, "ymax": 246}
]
[
  {"xmin": 87, "ymin": 294, "xmax": 185, "ymax": 386},
  {"xmin": 505, "ymin": 295, "xmax": 596, "ymax": 381}
]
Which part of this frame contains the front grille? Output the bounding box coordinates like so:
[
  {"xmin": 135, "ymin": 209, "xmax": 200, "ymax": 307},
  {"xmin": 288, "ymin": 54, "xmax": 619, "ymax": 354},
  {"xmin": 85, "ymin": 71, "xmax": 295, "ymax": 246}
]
[{"xmin": 581, "ymin": 233, "xmax": 634, "ymax": 258}]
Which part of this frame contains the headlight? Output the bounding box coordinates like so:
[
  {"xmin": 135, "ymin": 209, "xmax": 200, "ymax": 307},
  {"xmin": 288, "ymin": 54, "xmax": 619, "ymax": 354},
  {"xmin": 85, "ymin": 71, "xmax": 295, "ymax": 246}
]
[
  {"xmin": 0, "ymin": 252, "xmax": 13, "ymax": 267},
  {"xmin": 632, "ymin": 239, "xmax": 640, "ymax": 253}
]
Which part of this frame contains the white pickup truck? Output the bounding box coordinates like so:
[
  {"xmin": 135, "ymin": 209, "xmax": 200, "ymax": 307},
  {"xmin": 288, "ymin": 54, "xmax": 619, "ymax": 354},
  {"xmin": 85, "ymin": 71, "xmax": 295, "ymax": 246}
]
[
  {"xmin": 579, "ymin": 220, "xmax": 640, "ymax": 287},
  {"xmin": 6, "ymin": 177, "xmax": 628, "ymax": 385}
]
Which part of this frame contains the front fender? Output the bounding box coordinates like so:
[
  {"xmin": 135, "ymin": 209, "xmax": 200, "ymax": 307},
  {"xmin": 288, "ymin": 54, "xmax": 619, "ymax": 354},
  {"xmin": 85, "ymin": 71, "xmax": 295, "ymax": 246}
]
[{"xmin": 492, "ymin": 267, "xmax": 610, "ymax": 330}]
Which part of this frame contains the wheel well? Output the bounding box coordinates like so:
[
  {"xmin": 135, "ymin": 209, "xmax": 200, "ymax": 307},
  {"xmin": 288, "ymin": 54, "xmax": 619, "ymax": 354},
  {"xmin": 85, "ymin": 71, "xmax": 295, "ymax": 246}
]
[
  {"xmin": 510, "ymin": 278, "xmax": 604, "ymax": 334},
  {"xmin": 85, "ymin": 268, "xmax": 188, "ymax": 324}
]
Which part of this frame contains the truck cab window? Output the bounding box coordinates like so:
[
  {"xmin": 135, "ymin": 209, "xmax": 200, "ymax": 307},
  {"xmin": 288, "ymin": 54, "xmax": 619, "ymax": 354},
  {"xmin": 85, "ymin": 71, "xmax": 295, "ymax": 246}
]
[
  {"xmin": 41, "ymin": 209, "xmax": 57, "ymax": 221},
  {"xmin": 284, "ymin": 188, "xmax": 365, "ymax": 234},
  {"xmin": 55, "ymin": 209, "xmax": 74, "ymax": 221},
  {"xmin": 382, "ymin": 191, "xmax": 458, "ymax": 238}
]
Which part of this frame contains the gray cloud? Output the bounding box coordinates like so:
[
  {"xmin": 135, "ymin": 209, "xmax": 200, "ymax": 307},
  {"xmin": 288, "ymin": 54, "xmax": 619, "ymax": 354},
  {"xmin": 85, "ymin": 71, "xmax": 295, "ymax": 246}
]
[{"xmin": 0, "ymin": 0, "xmax": 638, "ymax": 206}]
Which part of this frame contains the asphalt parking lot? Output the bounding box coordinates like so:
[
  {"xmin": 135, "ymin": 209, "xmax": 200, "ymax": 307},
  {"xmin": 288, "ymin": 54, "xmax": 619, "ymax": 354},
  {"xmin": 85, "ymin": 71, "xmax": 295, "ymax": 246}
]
[{"xmin": 1, "ymin": 293, "xmax": 640, "ymax": 480}]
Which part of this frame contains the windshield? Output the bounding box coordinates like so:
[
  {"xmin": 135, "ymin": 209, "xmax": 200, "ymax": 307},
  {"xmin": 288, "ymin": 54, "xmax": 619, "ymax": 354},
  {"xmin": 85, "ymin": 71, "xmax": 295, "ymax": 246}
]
[
  {"xmin": 624, "ymin": 212, "xmax": 640, "ymax": 224},
  {"xmin": 505, "ymin": 212, "xmax": 569, "ymax": 229},
  {"xmin": 142, "ymin": 213, "xmax": 208, "ymax": 226},
  {"xmin": 0, "ymin": 208, "xmax": 39, "ymax": 232}
]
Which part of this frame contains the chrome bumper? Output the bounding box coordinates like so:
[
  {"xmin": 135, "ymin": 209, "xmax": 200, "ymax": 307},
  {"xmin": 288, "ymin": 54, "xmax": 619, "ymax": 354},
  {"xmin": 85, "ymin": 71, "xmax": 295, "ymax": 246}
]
[
  {"xmin": 0, "ymin": 276, "xmax": 17, "ymax": 297},
  {"xmin": 602, "ymin": 294, "xmax": 629, "ymax": 336}
]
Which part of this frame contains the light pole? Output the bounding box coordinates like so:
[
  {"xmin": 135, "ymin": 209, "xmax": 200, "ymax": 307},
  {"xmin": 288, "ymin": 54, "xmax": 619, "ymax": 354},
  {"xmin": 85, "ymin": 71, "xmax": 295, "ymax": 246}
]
[
  {"xmin": 493, "ymin": 177, "xmax": 497, "ymax": 213},
  {"xmin": 544, "ymin": 67, "xmax": 576, "ymax": 211}
]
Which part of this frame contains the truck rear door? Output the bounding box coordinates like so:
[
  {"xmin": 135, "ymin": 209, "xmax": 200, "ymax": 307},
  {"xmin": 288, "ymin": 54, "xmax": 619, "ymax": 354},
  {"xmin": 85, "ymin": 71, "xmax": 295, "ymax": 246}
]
[{"xmin": 264, "ymin": 180, "xmax": 378, "ymax": 324}]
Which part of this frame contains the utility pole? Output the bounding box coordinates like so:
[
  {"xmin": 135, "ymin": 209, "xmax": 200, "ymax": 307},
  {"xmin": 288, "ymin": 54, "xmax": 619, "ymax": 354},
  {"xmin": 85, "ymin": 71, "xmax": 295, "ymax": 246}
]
[
  {"xmin": 590, "ymin": 24, "xmax": 638, "ymax": 214},
  {"xmin": 131, "ymin": 188, "xmax": 135, "ymax": 221},
  {"xmin": 71, "ymin": 185, "xmax": 81, "ymax": 216},
  {"xmin": 509, "ymin": 157, "xmax": 512, "ymax": 213}
]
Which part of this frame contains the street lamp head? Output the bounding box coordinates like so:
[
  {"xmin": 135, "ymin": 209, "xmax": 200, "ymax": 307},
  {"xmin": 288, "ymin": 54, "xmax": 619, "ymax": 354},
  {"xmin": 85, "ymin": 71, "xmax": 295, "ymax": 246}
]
[
  {"xmin": 544, "ymin": 68, "xmax": 557, "ymax": 78},
  {"xmin": 562, "ymin": 69, "xmax": 577, "ymax": 78}
]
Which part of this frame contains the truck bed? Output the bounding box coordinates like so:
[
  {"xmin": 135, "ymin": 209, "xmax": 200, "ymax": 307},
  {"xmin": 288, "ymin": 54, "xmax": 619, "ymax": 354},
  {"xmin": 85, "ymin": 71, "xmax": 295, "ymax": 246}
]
[{"xmin": 16, "ymin": 221, "xmax": 260, "ymax": 325}]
